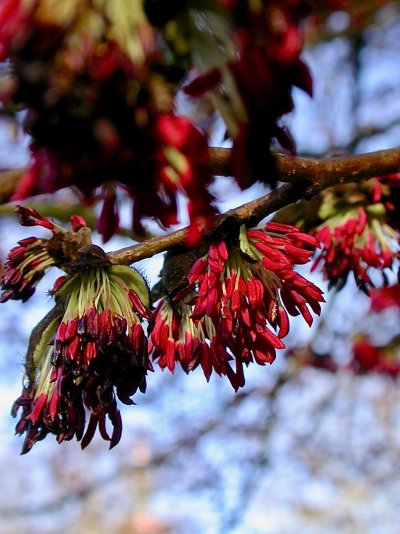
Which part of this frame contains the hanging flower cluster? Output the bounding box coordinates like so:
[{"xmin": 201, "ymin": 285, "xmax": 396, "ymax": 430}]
[
  {"xmin": 0, "ymin": 1, "xmax": 315, "ymax": 241},
  {"xmin": 220, "ymin": 0, "xmax": 313, "ymax": 187},
  {"xmin": 0, "ymin": 0, "xmax": 215, "ymax": 241},
  {"xmin": 350, "ymin": 335, "xmax": 400, "ymax": 378},
  {"xmin": 154, "ymin": 0, "xmax": 313, "ymax": 188},
  {"xmin": 12, "ymin": 263, "xmax": 151, "ymax": 453},
  {"xmin": 370, "ymin": 284, "xmax": 400, "ymax": 311},
  {"xmin": 151, "ymin": 222, "xmax": 324, "ymax": 389},
  {"xmin": 311, "ymin": 180, "xmax": 400, "ymax": 290},
  {"xmin": 0, "ymin": 206, "xmax": 89, "ymax": 302}
]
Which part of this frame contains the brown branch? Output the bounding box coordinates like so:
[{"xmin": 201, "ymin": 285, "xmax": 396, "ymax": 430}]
[
  {"xmin": 2, "ymin": 148, "xmax": 400, "ymax": 265},
  {"xmin": 109, "ymin": 146, "xmax": 400, "ymax": 265},
  {"xmin": 208, "ymin": 146, "xmax": 400, "ymax": 183},
  {"xmin": 107, "ymin": 182, "xmax": 305, "ymax": 264}
]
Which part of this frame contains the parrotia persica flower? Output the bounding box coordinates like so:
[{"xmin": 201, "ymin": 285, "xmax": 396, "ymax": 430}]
[
  {"xmin": 12, "ymin": 264, "xmax": 152, "ymax": 453},
  {"xmin": 350, "ymin": 336, "xmax": 400, "ymax": 378},
  {"xmin": 151, "ymin": 222, "xmax": 324, "ymax": 390},
  {"xmin": 370, "ymin": 284, "xmax": 400, "ymax": 311},
  {"xmin": 0, "ymin": 206, "xmax": 89, "ymax": 302},
  {"xmin": 223, "ymin": 0, "xmax": 313, "ymax": 188},
  {"xmin": 0, "ymin": 0, "xmax": 315, "ymax": 242},
  {"xmin": 312, "ymin": 201, "xmax": 400, "ymax": 291},
  {"xmin": 176, "ymin": 0, "xmax": 313, "ymax": 187},
  {"xmin": 0, "ymin": 0, "xmax": 215, "ymax": 242}
]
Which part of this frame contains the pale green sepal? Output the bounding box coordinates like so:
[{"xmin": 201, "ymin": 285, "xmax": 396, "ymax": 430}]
[
  {"xmin": 107, "ymin": 265, "xmax": 150, "ymax": 306},
  {"xmin": 32, "ymin": 316, "xmax": 60, "ymax": 368},
  {"xmin": 366, "ymin": 203, "xmax": 386, "ymax": 217},
  {"xmin": 239, "ymin": 225, "xmax": 257, "ymax": 260},
  {"xmin": 318, "ymin": 199, "xmax": 337, "ymax": 221}
]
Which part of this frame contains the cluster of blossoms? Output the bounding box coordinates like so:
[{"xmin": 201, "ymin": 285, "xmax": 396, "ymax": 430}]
[
  {"xmin": 171, "ymin": 0, "xmax": 313, "ymax": 187},
  {"xmin": 349, "ymin": 273, "xmax": 400, "ymax": 377},
  {"xmin": 311, "ymin": 180, "xmax": 400, "ymax": 290},
  {"xmin": 0, "ymin": 1, "xmax": 316, "ymax": 242},
  {"xmin": 285, "ymin": 336, "xmax": 400, "ymax": 379},
  {"xmin": 12, "ymin": 263, "xmax": 152, "ymax": 453},
  {"xmin": 3, "ymin": 209, "xmax": 151, "ymax": 453},
  {"xmin": 151, "ymin": 222, "xmax": 324, "ymax": 390},
  {"xmin": 350, "ymin": 336, "xmax": 400, "ymax": 378},
  {"xmin": 370, "ymin": 283, "xmax": 400, "ymax": 311},
  {"xmin": 217, "ymin": 0, "xmax": 313, "ymax": 187},
  {"xmin": 0, "ymin": 205, "xmax": 89, "ymax": 302},
  {"xmin": 0, "ymin": 0, "xmax": 215, "ymax": 242}
]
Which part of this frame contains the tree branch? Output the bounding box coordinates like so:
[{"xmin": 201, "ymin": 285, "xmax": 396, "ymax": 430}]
[
  {"xmin": 208, "ymin": 146, "xmax": 400, "ymax": 184},
  {"xmin": 108, "ymin": 146, "xmax": 400, "ymax": 265},
  {"xmin": 2, "ymin": 147, "xmax": 400, "ymax": 265}
]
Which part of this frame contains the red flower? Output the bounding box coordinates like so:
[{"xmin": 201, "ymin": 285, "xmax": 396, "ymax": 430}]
[
  {"xmin": 151, "ymin": 222, "xmax": 324, "ymax": 389},
  {"xmin": 0, "ymin": 0, "xmax": 31, "ymax": 60},
  {"xmin": 149, "ymin": 290, "xmax": 232, "ymax": 381},
  {"xmin": 351, "ymin": 336, "xmax": 400, "ymax": 378},
  {"xmin": 0, "ymin": 206, "xmax": 88, "ymax": 302},
  {"xmin": 128, "ymin": 114, "xmax": 216, "ymax": 242},
  {"xmin": 312, "ymin": 206, "xmax": 399, "ymax": 290},
  {"xmin": 229, "ymin": 1, "xmax": 312, "ymax": 187},
  {"xmin": 1, "ymin": 3, "xmax": 216, "ymax": 243},
  {"xmin": 370, "ymin": 284, "xmax": 400, "ymax": 311},
  {"xmin": 12, "ymin": 264, "xmax": 152, "ymax": 453},
  {"xmin": 182, "ymin": 0, "xmax": 312, "ymax": 188}
]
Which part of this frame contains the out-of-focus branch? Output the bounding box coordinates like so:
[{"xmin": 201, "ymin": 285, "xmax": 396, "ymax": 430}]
[
  {"xmin": 1, "ymin": 388, "xmax": 254, "ymax": 516},
  {"xmin": 348, "ymin": 117, "xmax": 400, "ymax": 152},
  {"xmin": 109, "ymin": 146, "xmax": 400, "ymax": 264},
  {"xmin": 292, "ymin": 116, "xmax": 400, "ymax": 158},
  {"xmin": 0, "ymin": 167, "xmax": 24, "ymax": 203},
  {"xmin": 1, "ymin": 368, "xmax": 296, "ymax": 518}
]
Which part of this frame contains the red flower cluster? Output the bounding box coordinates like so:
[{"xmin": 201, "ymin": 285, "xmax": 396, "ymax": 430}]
[
  {"xmin": 312, "ymin": 206, "xmax": 399, "ymax": 290},
  {"xmin": 227, "ymin": 0, "xmax": 312, "ymax": 187},
  {"xmin": 0, "ymin": 206, "xmax": 88, "ymax": 302},
  {"xmin": 370, "ymin": 284, "xmax": 400, "ymax": 311},
  {"xmin": 128, "ymin": 115, "xmax": 215, "ymax": 244},
  {"xmin": 350, "ymin": 336, "xmax": 400, "ymax": 378},
  {"xmin": 12, "ymin": 265, "xmax": 152, "ymax": 453},
  {"xmin": 151, "ymin": 222, "xmax": 324, "ymax": 389},
  {"xmin": 0, "ymin": 1, "xmax": 215, "ymax": 242},
  {"xmin": 181, "ymin": 0, "xmax": 312, "ymax": 187}
]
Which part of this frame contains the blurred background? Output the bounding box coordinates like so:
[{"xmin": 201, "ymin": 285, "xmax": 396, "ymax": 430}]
[{"xmin": 1, "ymin": 2, "xmax": 400, "ymax": 533}]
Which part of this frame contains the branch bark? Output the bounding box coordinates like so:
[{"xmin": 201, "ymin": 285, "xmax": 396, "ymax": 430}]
[
  {"xmin": 2, "ymin": 147, "xmax": 400, "ymax": 264},
  {"xmin": 208, "ymin": 146, "xmax": 400, "ymax": 184},
  {"xmin": 108, "ymin": 146, "xmax": 400, "ymax": 264}
]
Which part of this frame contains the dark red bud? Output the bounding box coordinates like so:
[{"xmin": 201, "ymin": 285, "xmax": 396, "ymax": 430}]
[{"xmin": 30, "ymin": 393, "xmax": 48, "ymax": 425}]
